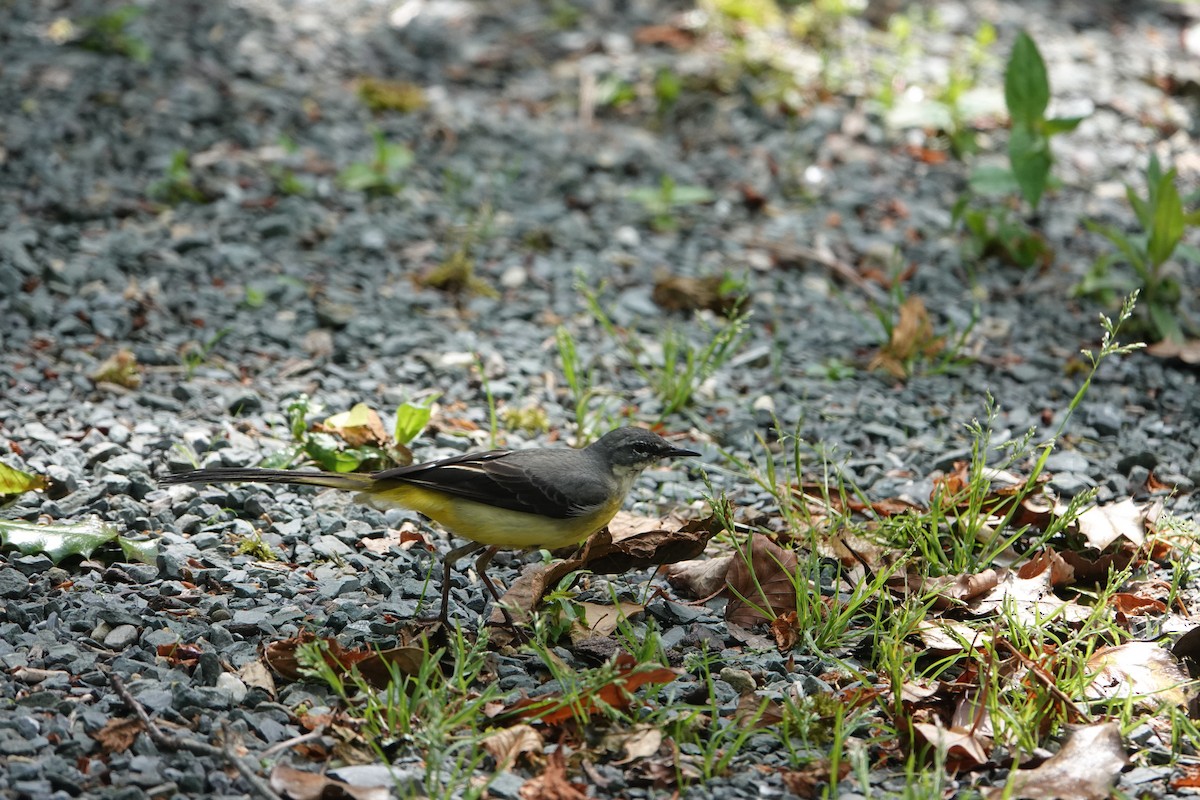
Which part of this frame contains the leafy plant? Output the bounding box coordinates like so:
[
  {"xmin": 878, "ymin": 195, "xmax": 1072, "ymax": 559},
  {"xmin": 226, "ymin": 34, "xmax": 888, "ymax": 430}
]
[
  {"xmin": 260, "ymin": 395, "xmax": 420, "ymax": 472},
  {"xmin": 627, "ymin": 176, "xmax": 715, "ymax": 231},
  {"xmin": 338, "ymin": 130, "xmax": 413, "ymax": 195},
  {"xmin": 74, "ymin": 5, "xmax": 151, "ymax": 62},
  {"xmin": 1001, "ymin": 31, "xmax": 1085, "ymax": 211},
  {"xmin": 1080, "ymin": 155, "xmax": 1200, "ymax": 342},
  {"xmin": 149, "ymin": 150, "xmax": 207, "ymax": 205},
  {"xmin": 952, "ymin": 198, "xmax": 1052, "ymax": 269}
]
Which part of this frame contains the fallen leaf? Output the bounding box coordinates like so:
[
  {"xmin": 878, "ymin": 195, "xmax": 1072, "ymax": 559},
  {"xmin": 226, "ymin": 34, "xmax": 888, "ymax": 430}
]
[
  {"xmin": 91, "ymin": 718, "xmax": 143, "ymax": 754},
  {"xmin": 1076, "ymin": 498, "xmax": 1150, "ymax": 550},
  {"xmin": 1016, "ymin": 550, "xmax": 1075, "ymax": 588},
  {"xmin": 0, "ymin": 518, "xmax": 118, "ymax": 563},
  {"xmin": 911, "ymin": 719, "xmax": 990, "ymax": 770},
  {"xmin": 490, "ymin": 512, "xmax": 722, "ymax": 632},
  {"xmin": 1146, "ymin": 337, "xmax": 1200, "ymax": 365},
  {"xmin": 603, "ymin": 723, "xmax": 663, "ymax": 764},
  {"xmin": 666, "ymin": 556, "xmax": 732, "ymax": 598},
  {"xmin": 269, "ymin": 763, "xmax": 390, "ymax": 800},
  {"xmin": 725, "ymin": 534, "xmax": 799, "ymax": 627},
  {"xmin": 1058, "ymin": 550, "xmax": 1133, "ymax": 584},
  {"xmin": 0, "ymin": 462, "xmax": 47, "ymax": 498},
  {"xmin": 1085, "ymin": 641, "xmax": 1195, "ymax": 710},
  {"xmin": 966, "ymin": 568, "xmax": 1089, "ymax": 625},
  {"xmin": 570, "ymin": 601, "xmax": 645, "ymax": 643},
  {"xmin": 869, "ymin": 296, "xmax": 945, "ymax": 379},
  {"xmin": 520, "ymin": 749, "xmax": 588, "ymax": 800},
  {"xmin": 1110, "ymin": 593, "xmax": 1167, "ymax": 617},
  {"xmin": 771, "ymin": 611, "xmax": 800, "ymax": 651},
  {"xmin": 915, "ymin": 619, "xmax": 992, "ymax": 652},
  {"xmin": 238, "ymin": 659, "xmax": 277, "ymax": 697},
  {"xmin": 263, "ymin": 631, "xmax": 425, "ymax": 687},
  {"xmin": 157, "ymin": 643, "xmax": 203, "ymax": 667},
  {"xmin": 482, "ymin": 724, "xmax": 543, "ymax": 771},
  {"xmin": 780, "ymin": 760, "xmax": 851, "ymax": 798},
  {"xmin": 501, "ymin": 652, "xmax": 678, "ymax": 726},
  {"xmin": 651, "ymin": 273, "xmax": 745, "ymax": 315},
  {"xmin": 985, "ymin": 722, "xmax": 1126, "ymax": 800}
]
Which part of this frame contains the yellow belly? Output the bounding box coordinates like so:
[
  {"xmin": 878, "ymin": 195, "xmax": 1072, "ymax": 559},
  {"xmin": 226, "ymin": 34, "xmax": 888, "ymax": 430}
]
[{"xmin": 357, "ymin": 484, "xmax": 620, "ymax": 550}]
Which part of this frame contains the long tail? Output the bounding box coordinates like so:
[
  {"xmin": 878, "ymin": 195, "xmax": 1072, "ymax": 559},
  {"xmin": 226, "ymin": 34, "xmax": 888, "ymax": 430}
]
[{"xmin": 159, "ymin": 467, "xmax": 374, "ymax": 492}]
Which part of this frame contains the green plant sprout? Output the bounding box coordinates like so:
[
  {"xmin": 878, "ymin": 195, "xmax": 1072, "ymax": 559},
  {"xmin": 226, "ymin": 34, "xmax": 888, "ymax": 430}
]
[
  {"xmin": 1002, "ymin": 31, "xmax": 1086, "ymax": 212},
  {"xmin": 338, "ymin": 130, "xmax": 413, "ymax": 195},
  {"xmin": 1080, "ymin": 155, "xmax": 1200, "ymax": 342}
]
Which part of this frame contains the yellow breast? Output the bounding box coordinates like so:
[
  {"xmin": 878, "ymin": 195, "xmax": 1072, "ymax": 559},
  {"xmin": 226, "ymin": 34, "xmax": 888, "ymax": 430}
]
[{"xmin": 358, "ymin": 484, "xmax": 622, "ymax": 550}]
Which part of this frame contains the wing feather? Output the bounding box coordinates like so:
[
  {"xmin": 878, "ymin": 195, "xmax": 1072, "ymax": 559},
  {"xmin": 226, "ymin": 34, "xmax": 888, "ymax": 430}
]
[{"xmin": 371, "ymin": 449, "xmax": 611, "ymax": 519}]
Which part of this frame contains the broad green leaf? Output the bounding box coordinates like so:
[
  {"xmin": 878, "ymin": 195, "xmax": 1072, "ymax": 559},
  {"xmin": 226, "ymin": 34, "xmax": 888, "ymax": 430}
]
[
  {"xmin": 1174, "ymin": 242, "xmax": 1200, "ymax": 264},
  {"xmin": 0, "ymin": 518, "xmax": 117, "ymax": 563},
  {"xmin": 1126, "ymin": 183, "xmax": 1151, "ymax": 230},
  {"xmin": 968, "ymin": 165, "xmax": 1019, "ymax": 197},
  {"xmin": 304, "ymin": 435, "xmax": 362, "ymax": 473},
  {"xmin": 1148, "ymin": 176, "xmax": 1184, "ymax": 268},
  {"xmin": 393, "ymin": 394, "xmax": 439, "ymax": 445},
  {"xmin": 668, "ymin": 185, "xmax": 715, "ymax": 206},
  {"xmin": 1008, "ymin": 126, "xmax": 1050, "ymax": 209},
  {"xmin": 0, "ymin": 463, "xmax": 46, "ymax": 499},
  {"xmin": 119, "ymin": 536, "xmax": 159, "ymax": 565},
  {"xmin": 1005, "ymin": 32, "xmax": 1049, "ymax": 129},
  {"xmin": 1084, "ymin": 220, "xmax": 1147, "ymax": 274},
  {"xmin": 1042, "ymin": 116, "xmax": 1084, "ymax": 135}
]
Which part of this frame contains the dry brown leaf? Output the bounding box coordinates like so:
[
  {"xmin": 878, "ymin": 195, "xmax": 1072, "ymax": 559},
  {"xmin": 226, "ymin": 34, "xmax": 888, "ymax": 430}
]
[
  {"xmin": 651, "ymin": 273, "xmax": 745, "ymax": 315},
  {"xmin": 1017, "ymin": 550, "xmax": 1075, "ymax": 588},
  {"xmin": 1058, "ymin": 550, "xmax": 1134, "ymax": 584},
  {"xmin": 238, "ymin": 659, "xmax": 276, "ymax": 697},
  {"xmin": 1146, "ymin": 337, "xmax": 1200, "ymax": 364},
  {"xmin": 263, "ymin": 631, "xmax": 425, "ymax": 687},
  {"xmin": 501, "ymin": 653, "xmax": 679, "ymax": 726},
  {"xmin": 771, "ymin": 611, "xmax": 800, "ymax": 651},
  {"xmin": 966, "ymin": 568, "xmax": 1089, "ymax": 625},
  {"xmin": 520, "ymin": 750, "xmax": 588, "ymax": 800},
  {"xmin": 269, "ymin": 764, "xmax": 390, "ymax": 800},
  {"xmin": 985, "ymin": 722, "xmax": 1126, "ymax": 800},
  {"xmin": 1085, "ymin": 641, "xmax": 1195, "ymax": 710},
  {"xmin": 780, "ymin": 760, "xmax": 851, "ymax": 799},
  {"xmin": 724, "ymin": 534, "xmax": 799, "ymax": 627},
  {"xmin": 482, "ymin": 724, "xmax": 543, "ymax": 771},
  {"xmin": 915, "ymin": 619, "xmax": 992, "ymax": 652},
  {"xmin": 569, "ymin": 601, "xmax": 645, "ymax": 643},
  {"xmin": 1110, "ymin": 593, "xmax": 1167, "ymax": 617},
  {"xmin": 602, "ymin": 723, "xmax": 663, "ymax": 764},
  {"xmin": 890, "ymin": 568, "xmax": 1000, "ymax": 610},
  {"xmin": 869, "ymin": 296, "xmax": 945, "ymax": 379},
  {"xmin": 91, "ymin": 717, "xmax": 143, "ymax": 754},
  {"xmin": 666, "ymin": 556, "xmax": 732, "ymax": 598},
  {"xmin": 911, "ymin": 720, "xmax": 990, "ymax": 770},
  {"xmin": 1076, "ymin": 498, "xmax": 1149, "ymax": 550},
  {"xmin": 489, "ymin": 512, "xmax": 722, "ymax": 634}
]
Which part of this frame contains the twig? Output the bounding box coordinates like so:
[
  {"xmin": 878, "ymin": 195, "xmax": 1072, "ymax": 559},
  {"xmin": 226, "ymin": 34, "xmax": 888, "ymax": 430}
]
[
  {"xmin": 260, "ymin": 726, "xmax": 326, "ymax": 759},
  {"xmin": 995, "ymin": 638, "xmax": 1091, "ymax": 724},
  {"xmin": 107, "ymin": 671, "xmax": 284, "ymax": 800}
]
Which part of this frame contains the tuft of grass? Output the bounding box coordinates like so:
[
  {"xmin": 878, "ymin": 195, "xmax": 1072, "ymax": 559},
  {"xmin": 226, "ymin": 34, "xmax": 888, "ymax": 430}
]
[{"xmin": 580, "ymin": 282, "xmax": 749, "ymax": 419}]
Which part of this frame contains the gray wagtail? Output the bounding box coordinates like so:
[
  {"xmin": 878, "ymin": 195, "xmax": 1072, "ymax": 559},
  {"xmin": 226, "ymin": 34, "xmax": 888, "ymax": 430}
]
[{"xmin": 159, "ymin": 427, "xmax": 698, "ymax": 624}]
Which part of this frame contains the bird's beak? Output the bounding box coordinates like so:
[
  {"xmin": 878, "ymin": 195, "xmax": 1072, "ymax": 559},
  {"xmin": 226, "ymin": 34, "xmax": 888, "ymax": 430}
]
[{"xmin": 665, "ymin": 446, "xmax": 701, "ymax": 458}]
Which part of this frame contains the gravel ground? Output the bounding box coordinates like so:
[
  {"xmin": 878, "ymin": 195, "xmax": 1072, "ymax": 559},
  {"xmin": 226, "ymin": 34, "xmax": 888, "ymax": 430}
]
[{"xmin": 1, "ymin": 0, "xmax": 1199, "ymax": 798}]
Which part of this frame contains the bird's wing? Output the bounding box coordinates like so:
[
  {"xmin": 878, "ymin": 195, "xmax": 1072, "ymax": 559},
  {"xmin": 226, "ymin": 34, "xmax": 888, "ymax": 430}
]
[{"xmin": 371, "ymin": 449, "xmax": 610, "ymax": 519}]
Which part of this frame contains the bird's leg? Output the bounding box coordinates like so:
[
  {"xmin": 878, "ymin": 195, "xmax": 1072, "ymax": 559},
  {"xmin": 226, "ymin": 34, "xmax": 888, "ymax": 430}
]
[
  {"xmin": 475, "ymin": 545, "xmax": 526, "ymax": 641},
  {"xmin": 440, "ymin": 541, "xmax": 486, "ymax": 626}
]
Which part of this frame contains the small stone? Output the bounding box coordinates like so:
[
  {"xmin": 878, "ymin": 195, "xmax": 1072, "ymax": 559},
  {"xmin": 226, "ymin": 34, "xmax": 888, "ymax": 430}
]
[
  {"xmin": 103, "ymin": 624, "xmax": 140, "ymax": 650},
  {"xmin": 718, "ymin": 667, "xmax": 757, "ymax": 694},
  {"xmin": 0, "ymin": 568, "xmax": 31, "ymax": 599}
]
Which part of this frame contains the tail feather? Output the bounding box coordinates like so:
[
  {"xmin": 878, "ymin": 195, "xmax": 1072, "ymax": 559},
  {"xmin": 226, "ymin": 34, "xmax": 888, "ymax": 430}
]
[{"xmin": 159, "ymin": 467, "xmax": 373, "ymax": 492}]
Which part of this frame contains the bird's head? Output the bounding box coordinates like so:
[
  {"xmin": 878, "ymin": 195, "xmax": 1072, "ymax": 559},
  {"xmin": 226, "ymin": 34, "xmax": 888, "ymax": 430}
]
[{"xmin": 589, "ymin": 427, "xmax": 699, "ymax": 475}]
